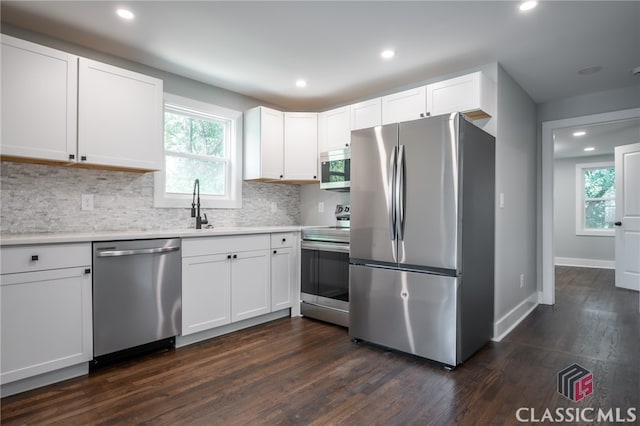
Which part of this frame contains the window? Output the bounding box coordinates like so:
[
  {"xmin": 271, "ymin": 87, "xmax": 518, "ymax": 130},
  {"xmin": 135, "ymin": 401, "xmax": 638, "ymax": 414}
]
[
  {"xmin": 154, "ymin": 94, "xmax": 242, "ymax": 209},
  {"xmin": 575, "ymin": 161, "xmax": 615, "ymax": 236}
]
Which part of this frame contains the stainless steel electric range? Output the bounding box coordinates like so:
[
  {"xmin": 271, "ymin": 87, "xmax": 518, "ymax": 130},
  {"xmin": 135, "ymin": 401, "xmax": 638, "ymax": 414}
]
[{"xmin": 300, "ymin": 204, "xmax": 350, "ymax": 327}]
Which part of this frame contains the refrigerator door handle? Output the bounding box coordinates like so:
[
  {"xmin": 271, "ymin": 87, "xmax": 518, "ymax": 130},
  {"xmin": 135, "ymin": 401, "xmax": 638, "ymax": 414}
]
[
  {"xmin": 397, "ymin": 144, "xmax": 406, "ymax": 240},
  {"xmin": 388, "ymin": 146, "xmax": 398, "ymax": 241}
]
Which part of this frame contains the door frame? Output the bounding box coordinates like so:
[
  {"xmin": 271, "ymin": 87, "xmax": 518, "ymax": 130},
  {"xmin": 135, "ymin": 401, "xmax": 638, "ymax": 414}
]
[{"xmin": 541, "ymin": 107, "xmax": 640, "ymax": 305}]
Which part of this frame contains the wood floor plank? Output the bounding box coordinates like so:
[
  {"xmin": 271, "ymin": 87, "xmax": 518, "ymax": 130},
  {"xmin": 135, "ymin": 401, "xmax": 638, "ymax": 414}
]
[{"xmin": 2, "ymin": 266, "xmax": 638, "ymax": 425}]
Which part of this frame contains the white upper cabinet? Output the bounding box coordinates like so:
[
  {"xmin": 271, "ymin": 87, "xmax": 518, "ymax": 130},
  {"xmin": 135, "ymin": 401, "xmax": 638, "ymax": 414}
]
[
  {"xmin": 1, "ymin": 35, "xmax": 164, "ymax": 172},
  {"xmin": 351, "ymin": 98, "xmax": 382, "ymax": 131},
  {"xmin": 244, "ymin": 107, "xmax": 317, "ymax": 182},
  {"xmin": 381, "ymin": 86, "xmax": 427, "ymax": 125},
  {"xmin": 284, "ymin": 112, "xmax": 318, "ymax": 181},
  {"xmin": 244, "ymin": 106, "xmax": 285, "ymax": 181},
  {"xmin": 318, "ymin": 106, "xmax": 351, "ymax": 152},
  {"xmin": 1, "ymin": 35, "xmax": 78, "ymax": 163},
  {"xmin": 426, "ymin": 71, "xmax": 494, "ymax": 120},
  {"xmin": 78, "ymin": 59, "xmax": 163, "ymax": 171}
]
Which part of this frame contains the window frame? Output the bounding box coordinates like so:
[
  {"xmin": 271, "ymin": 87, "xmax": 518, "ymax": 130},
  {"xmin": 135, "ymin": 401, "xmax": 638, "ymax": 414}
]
[
  {"xmin": 574, "ymin": 161, "xmax": 615, "ymax": 236},
  {"xmin": 154, "ymin": 93, "xmax": 243, "ymax": 209}
]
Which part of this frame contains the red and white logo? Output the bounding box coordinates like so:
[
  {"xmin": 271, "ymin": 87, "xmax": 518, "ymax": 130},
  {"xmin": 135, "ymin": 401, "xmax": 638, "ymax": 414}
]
[{"xmin": 558, "ymin": 363, "xmax": 593, "ymax": 402}]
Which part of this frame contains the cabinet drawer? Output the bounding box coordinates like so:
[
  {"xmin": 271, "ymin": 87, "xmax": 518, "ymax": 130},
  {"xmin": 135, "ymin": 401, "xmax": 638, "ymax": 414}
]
[
  {"xmin": 1, "ymin": 243, "xmax": 91, "ymax": 274},
  {"xmin": 271, "ymin": 233, "xmax": 296, "ymax": 249},
  {"xmin": 183, "ymin": 235, "xmax": 270, "ymax": 257}
]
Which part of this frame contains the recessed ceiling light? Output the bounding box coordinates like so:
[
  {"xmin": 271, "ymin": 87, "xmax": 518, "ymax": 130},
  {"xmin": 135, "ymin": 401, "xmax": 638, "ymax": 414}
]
[
  {"xmin": 572, "ymin": 131, "xmax": 587, "ymax": 137},
  {"xmin": 381, "ymin": 49, "xmax": 395, "ymax": 60},
  {"xmin": 519, "ymin": 1, "xmax": 538, "ymax": 11},
  {"xmin": 295, "ymin": 79, "xmax": 307, "ymax": 88},
  {"xmin": 584, "ymin": 147, "xmax": 595, "ymax": 152},
  {"xmin": 577, "ymin": 65, "xmax": 603, "ymax": 76},
  {"xmin": 116, "ymin": 8, "xmax": 135, "ymax": 20}
]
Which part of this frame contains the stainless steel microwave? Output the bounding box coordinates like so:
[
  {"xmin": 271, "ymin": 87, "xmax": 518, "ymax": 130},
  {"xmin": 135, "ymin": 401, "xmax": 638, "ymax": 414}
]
[{"xmin": 320, "ymin": 148, "xmax": 350, "ymax": 191}]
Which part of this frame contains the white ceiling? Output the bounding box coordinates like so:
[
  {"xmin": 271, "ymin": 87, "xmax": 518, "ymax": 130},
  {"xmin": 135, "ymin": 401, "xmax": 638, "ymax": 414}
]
[
  {"xmin": 1, "ymin": 1, "xmax": 639, "ymax": 111},
  {"xmin": 554, "ymin": 118, "xmax": 640, "ymax": 159}
]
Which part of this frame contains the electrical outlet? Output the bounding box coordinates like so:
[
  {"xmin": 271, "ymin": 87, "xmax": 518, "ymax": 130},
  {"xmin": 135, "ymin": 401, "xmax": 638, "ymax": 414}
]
[
  {"xmin": 81, "ymin": 194, "xmax": 94, "ymax": 211},
  {"xmin": 520, "ymin": 273, "xmax": 524, "ymax": 288},
  {"xmin": 271, "ymin": 202, "xmax": 277, "ymax": 213},
  {"xmin": 499, "ymin": 192, "xmax": 505, "ymax": 209},
  {"xmin": 318, "ymin": 202, "xmax": 325, "ymax": 213}
]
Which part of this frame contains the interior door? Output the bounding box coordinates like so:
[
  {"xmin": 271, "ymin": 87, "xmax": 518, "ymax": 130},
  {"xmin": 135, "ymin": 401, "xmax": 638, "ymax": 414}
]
[{"xmin": 614, "ymin": 142, "xmax": 640, "ymax": 294}]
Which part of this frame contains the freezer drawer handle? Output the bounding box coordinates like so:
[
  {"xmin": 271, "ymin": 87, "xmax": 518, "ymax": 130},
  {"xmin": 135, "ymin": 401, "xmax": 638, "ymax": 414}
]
[{"xmin": 96, "ymin": 246, "xmax": 180, "ymax": 257}]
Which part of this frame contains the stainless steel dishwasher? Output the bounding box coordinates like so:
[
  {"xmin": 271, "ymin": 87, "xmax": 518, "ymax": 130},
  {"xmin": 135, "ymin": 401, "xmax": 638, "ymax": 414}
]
[{"xmin": 92, "ymin": 238, "xmax": 181, "ymax": 366}]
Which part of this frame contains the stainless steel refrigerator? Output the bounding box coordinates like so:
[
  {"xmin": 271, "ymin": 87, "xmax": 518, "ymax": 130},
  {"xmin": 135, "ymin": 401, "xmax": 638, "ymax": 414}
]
[{"xmin": 349, "ymin": 112, "xmax": 495, "ymax": 367}]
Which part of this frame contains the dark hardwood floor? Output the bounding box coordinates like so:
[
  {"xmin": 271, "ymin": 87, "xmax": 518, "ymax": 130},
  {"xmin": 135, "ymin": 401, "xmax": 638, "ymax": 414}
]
[{"xmin": 2, "ymin": 266, "xmax": 638, "ymax": 425}]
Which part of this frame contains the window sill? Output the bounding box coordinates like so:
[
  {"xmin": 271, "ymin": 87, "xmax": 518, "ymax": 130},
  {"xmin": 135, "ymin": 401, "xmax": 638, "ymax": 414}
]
[{"xmin": 575, "ymin": 229, "xmax": 615, "ymax": 237}]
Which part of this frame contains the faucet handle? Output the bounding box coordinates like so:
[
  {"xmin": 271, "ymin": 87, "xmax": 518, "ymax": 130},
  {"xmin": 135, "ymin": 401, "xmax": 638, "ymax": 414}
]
[{"xmin": 201, "ymin": 213, "xmax": 208, "ymax": 225}]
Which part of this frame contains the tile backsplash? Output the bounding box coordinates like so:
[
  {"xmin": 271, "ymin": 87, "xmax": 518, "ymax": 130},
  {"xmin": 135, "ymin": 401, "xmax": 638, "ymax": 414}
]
[{"xmin": 0, "ymin": 161, "xmax": 300, "ymax": 234}]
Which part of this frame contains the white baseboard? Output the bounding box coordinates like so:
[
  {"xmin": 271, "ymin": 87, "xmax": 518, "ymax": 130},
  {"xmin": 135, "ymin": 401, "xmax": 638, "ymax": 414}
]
[
  {"xmin": 555, "ymin": 257, "xmax": 615, "ymax": 269},
  {"xmin": 1, "ymin": 363, "xmax": 88, "ymax": 398},
  {"xmin": 492, "ymin": 292, "xmax": 539, "ymax": 342}
]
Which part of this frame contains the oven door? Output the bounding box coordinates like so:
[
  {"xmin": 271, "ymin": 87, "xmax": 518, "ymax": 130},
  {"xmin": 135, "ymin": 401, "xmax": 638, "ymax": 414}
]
[{"xmin": 301, "ymin": 241, "xmax": 350, "ymax": 313}]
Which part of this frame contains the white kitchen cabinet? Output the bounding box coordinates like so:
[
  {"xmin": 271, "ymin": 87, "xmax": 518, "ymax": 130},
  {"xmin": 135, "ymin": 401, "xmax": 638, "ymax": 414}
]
[
  {"xmin": 1, "ymin": 35, "xmax": 78, "ymax": 163},
  {"xmin": 78, "ymin": 58, "xmax": 163, "ymax": 171},
  {"xmin": 284, "ymin": 112, "xmax": 318, "ymax": 181},
  {"xmin": 351, "ymin": 98, "xmax": 381, "ymax": 131},
  {"xmin": 182, "ymin": 253, "xmax": 232, "ymax": 335},
  {"xmin": 426, "ymin": 71, "xmax": 494, "ymax": 120},
  {"xmin": 0, "ymin": 243, "xmax": 92, "ymax": 385},
  {"xmin": 182, "ymin": 235, "xmax": 272, "ymax": 335},
  {"xmin": 381, "ymin": 86, "xmax": 427, "ymax": 125},
  {"xmin": 231, "ymin": 249, "xmax": 271, "ymax": 322},
  {"xmin": 1, "ymin": 35, "xmax": 164, "ymax": 172},
  {"xmin": 244, "ymin": 106, "xmax": 285, "ymax": 181},
  {"xmin": 270, "ymin": 233, "xmax": 296, "ymax": 311},
  {"xmin": 318, "ymin": 106, "xmax": 352, "ymax": 152},
  {"xmin": 244, "ymin": 107, "xmax": 318, "ymax": 183}
]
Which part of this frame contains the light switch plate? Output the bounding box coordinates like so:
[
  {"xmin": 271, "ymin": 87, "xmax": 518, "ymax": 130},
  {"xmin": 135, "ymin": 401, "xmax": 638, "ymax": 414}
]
[{"xmin": 318, "ymin": 202, "xmax": 325, "ymax": 213}]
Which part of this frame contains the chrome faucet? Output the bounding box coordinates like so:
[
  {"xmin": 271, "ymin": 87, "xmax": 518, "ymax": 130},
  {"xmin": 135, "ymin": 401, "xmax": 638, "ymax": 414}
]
[{"xmin": 191, "ymin": 179, "xmax": 208, "ymax": 229}]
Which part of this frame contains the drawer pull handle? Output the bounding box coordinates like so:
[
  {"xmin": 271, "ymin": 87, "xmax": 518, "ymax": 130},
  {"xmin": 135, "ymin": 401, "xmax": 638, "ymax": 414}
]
[
  {"xmin": 227, "ymin": 254, "xmax": 232, "ymax": 259},
  {"xmin": 233, "ymin": 254, "xmax": 238, "ymax": 259},
  {"xmin": 282, "ymin": 238, "xmax": 286, "ymax": 243},
  {"xmin": 31, "ymin": 255, "xmax": 39, "ymax": 261},
  {"xmin": 273, "ymin": 250, "xmax": 277, "ymax": 254},
  {"xmin": 85, "ymin": 268, "xmax": 91, "ymax": 274}
]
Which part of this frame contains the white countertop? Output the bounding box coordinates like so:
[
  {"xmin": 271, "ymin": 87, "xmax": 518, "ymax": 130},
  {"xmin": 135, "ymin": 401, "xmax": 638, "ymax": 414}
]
[{"xmin": 0, "ymin": 226, "xmax": 304, "ymax": 246}]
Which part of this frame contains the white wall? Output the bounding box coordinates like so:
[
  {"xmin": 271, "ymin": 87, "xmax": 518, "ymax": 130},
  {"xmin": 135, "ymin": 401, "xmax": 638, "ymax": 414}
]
[
  {"xmin": 553, "ymin": 155, "xmax": 615, "ymax": 263},
  {"xmin": 492, "ymin": 65, "xmax": 538, "ymax": 338},
  {"xmin": 300, "ymin": 185, "xmax": 350, "ymax": 226}
]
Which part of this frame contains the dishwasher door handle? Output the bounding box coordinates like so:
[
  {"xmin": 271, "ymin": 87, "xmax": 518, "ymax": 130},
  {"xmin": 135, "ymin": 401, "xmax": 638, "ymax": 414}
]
[{"xmin": 96, "ymin": 245, "xmax": 180, "ymax": 257}]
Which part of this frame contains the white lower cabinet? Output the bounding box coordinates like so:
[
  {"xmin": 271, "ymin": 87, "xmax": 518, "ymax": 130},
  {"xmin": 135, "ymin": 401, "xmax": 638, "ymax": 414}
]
[
  {"xmin": 182, "ymin": 235, "xmax": 272, "ymax": 336},
  {"xmin": 0, "ymin": 244, "xmax": 92, "ymax": 386},
  {"xmin": 271, "ymin": 247, "xmax": 294, "ymax": 311},
  {"xmin": 231, "ymin": 250, "xmax": 271, "ymax": 322},
  {"xmin": 182, "ymin": 253, "xmax": 232, "ymax": 335},
  {"xmin": 270, "ymin": 232, "xmax": 296, "ymax": 311}
]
